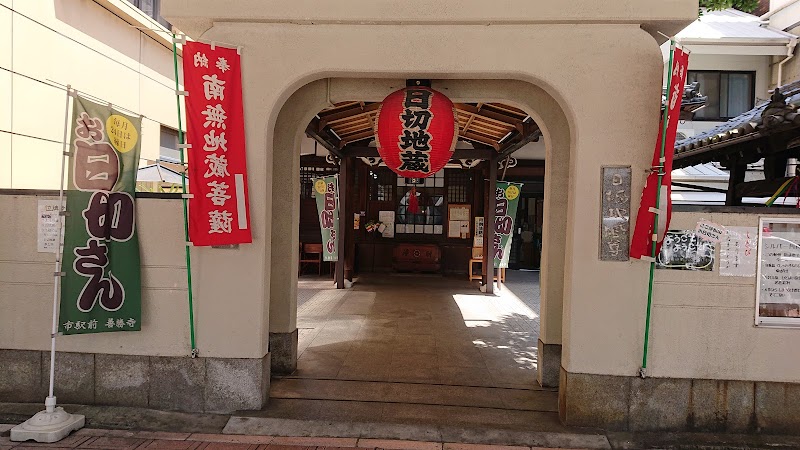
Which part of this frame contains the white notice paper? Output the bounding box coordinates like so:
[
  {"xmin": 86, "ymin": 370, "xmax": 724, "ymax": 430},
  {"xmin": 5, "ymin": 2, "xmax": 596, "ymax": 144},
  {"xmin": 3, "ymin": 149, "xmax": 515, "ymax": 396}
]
[
  {"xmin": 37, "ymin": 198, "xmax": 64, "ymax": 253},
  {"xmin": 696, "ymin": 220, "xmax": 725, "ymax": 243},
  {"xmin": 379, "ymin": 211, "xmax": 395, "ymax": 238},
  {"xmin": 719, "ymin": 226, "xmax": 757, "ymax": 277}
]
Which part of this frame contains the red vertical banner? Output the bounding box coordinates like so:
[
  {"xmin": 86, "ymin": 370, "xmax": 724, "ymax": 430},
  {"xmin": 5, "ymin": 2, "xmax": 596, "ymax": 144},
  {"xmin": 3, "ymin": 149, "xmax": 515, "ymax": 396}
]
[
  {"xmin": 183, "ymin": 42, "xmax": 252, "ymax": 246},
  {"xmin": 630, "ymin": 46, "xmax": 689, "ymax": 259}
]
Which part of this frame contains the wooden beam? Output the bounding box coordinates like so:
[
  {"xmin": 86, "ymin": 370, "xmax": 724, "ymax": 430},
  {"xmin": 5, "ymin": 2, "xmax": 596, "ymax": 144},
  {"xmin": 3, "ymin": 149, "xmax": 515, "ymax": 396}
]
[
  {"xmin": 341, "ymin": 146, "xmax": 494, "ymax": 160},
  {"xmin": 454, "ymin": 103, "xmax": 525, "ymax": 127},
  {"xmin": 462, "ymin": 131, "xmax": 500, "ymax": 150},
  {"xmin": 498, "ymin": 129, "xmax": 542, "ymax": 158},
  {"xmin": 339, "ymin": 130, "xmax": 375, "ymax": 147},
  {"xmin": 306, "ymin": 122, "xmax": 343, "ymax": 158},
  {"xmin": 319, "ymin": 102, "xmax": 381, "ymax": 129}
]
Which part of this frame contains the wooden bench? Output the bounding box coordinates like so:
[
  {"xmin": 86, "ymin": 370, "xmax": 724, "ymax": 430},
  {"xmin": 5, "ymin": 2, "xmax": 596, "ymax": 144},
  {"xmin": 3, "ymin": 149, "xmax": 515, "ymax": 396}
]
[{"xmin": 393, "ymin": 244, "xmax": 441, "ymax": 273}]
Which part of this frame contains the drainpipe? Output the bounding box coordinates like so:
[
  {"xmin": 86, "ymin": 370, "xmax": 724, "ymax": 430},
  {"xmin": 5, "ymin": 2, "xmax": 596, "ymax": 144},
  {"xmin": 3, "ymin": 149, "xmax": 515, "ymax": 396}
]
[
  {"xmin": 761, "ymin": 0, "xmax": 800, "ymax": 20},
  {"xmin": 777, "ymin": 39, "xmax": 798, "ymax": 88}
]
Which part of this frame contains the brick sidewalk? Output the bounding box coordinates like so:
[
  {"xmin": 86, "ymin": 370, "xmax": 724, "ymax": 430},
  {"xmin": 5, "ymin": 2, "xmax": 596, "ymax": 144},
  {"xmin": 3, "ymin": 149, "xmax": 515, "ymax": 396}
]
[{"xmin": 0, "ymin": 427, "xmax": 578, "ymax": 450}]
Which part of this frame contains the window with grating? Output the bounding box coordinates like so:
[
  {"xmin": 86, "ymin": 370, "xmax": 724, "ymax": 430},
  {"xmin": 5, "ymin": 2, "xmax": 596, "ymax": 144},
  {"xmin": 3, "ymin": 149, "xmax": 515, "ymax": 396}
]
[
  {"xmin": 446, "ymin": 169, "xmax": 471, "ymax": 204},
  {"xmin": 395, "ymin": 170, "xmax": 445, "ymax": 234},
  {"xmin": 369, "ymin": 168, "xmax": 395, "ymax": 201}
]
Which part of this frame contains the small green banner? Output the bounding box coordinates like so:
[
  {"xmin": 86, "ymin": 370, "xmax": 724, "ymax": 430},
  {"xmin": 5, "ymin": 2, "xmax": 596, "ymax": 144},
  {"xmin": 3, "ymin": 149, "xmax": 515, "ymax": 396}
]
[
  {"xmin": 59, "ymin": 95, "xmax": 142, "ymax": 334},
  {"xmin": 312, "ymin": 175, "xmax": 340, "ymax": 262},
  {"xmin": 493, "ymin": 181, "xmax": 523, "ymax": 269}
]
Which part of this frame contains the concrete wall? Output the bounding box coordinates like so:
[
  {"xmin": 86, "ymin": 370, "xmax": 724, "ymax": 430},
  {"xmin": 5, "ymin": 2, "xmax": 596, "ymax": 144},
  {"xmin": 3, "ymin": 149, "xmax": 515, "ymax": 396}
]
[
  {"xmin": 0, "ymin": 0, "xmax": 180, "ymax": 189},
  {"xmin": 0, "ymin": 194, "xmax": 190, "ymax": 356},
  {"xmin": 650, "ymin": 211, "xmax": 800, "ymax": 384}
]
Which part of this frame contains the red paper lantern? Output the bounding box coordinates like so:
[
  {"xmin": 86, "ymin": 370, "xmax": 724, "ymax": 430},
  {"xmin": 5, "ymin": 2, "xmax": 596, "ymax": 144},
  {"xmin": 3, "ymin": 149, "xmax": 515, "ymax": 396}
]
[{"xmin": 375, "ymin": 87, "xmax": 458, "ymax": 178}]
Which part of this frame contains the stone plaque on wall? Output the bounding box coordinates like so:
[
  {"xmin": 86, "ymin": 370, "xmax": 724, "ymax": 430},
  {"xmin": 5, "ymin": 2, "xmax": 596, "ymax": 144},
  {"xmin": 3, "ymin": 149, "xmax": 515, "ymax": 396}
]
[{"xmin": 599, "ymin": 166, "xmax": 631, "ymax": 261}]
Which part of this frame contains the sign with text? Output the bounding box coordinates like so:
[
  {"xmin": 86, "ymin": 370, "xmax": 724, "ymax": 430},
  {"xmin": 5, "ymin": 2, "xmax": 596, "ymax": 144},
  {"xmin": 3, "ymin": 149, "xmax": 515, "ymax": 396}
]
[
  {"xmin": 375, "ymin": 87, "xmax": 457, "ymax": 178},
  {"xmin": 656, "ymin": 230, "xmax": 714, "ymax": 271},
  {"xmin": 757, "ymin": 218, "xmax": 800, "ymax": 323},
  {"xmin": 38, "ymin": 198, "xmax": 64, "ymax": 253},
  {"xmin": 696, "ymin": 220, "xmax": 725, "ymax": 243},
  {"xmin": 59, "ymin": 95, "xmax": 142, "ymax": 335},
  {"xmin": 493, "ymin": 182, "xmax": 523, "ymax": 269},
  {"xmin": 720, "ymin": 226, "xmax": 757, "ymax": 277},
  {"xmin": 313, "ymin": 175, "xmax": 340, "ymax": 262},
  {"xmin": 600, "ymin": 166, "xmax": 631, "ymax": 261},
  {"xmin": 183, "ymin": 41, "xmax": 252, "ymax": 246}
]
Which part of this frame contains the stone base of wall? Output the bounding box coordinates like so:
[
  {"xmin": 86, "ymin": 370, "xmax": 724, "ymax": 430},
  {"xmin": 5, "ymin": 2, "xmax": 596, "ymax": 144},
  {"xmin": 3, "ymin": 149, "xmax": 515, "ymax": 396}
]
[
  {"xmin": 0, "ymin": 349, "xmax": 270, "ymax": 414},
  {"xmin": 536, "ymin": 339, "xmax": 561, "ymax": 388},
  {"xmin": 559, "ymin": 368, "xmax": 800, "ymax": 434},
  {"xmin": 269, "ymin": 329, "xmax": 298, "ymax": 375}
]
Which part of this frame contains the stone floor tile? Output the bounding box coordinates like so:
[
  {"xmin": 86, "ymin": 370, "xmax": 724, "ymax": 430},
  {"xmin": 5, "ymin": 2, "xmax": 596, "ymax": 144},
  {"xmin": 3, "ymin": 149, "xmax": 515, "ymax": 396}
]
[
  {"xmin": 263, "ymin": 446, "xmax": 315, "ymax": 450},
  {"xmin": 357, "ymin": 439, "xmax": 442, "ymax": 450},
  {"xmin": 0, "ymin": 424, "xmax": 13, "ymax": 433},
  {"xmin": 270, "ymin": 437, "xmax": 357, "ymax": 447},
  {"xmin": 336, "ymin": 363, "xmax": 391, "ymax": 381},
  {"xmin": 194, "ymin": 443, "xmax": 257, "ymax": 450},
  {"xmin": 390, "ymin": 353, "xmax": 439, "ymax": 369},
  {"xmin": 135, "ymin": 432, "xmax": 192, "ymax": 441},
  {"xmin": 187, "ymin": 434, "xmax": 273, "ymax": 444},
  {"xmin": 387, "ymin": 367, "xmax": 441, "ymax": 384},
  {"xmin": 14, "ymin": 434, "xmax": 90, "ymax": 448},
  {"xmin": 77, "ymin": 436, "xmax": 146, "ymax": 449},
  {"xmin": 444, "ymin": 444, "xmax": 529, "ymax": 450},
  {"xmin": 139, "ymin": 440, "xmax": 201, "ymax": 450},
  {"xmin": 72, "ymin": 429, "xmax": 108, "ymax": 438}
]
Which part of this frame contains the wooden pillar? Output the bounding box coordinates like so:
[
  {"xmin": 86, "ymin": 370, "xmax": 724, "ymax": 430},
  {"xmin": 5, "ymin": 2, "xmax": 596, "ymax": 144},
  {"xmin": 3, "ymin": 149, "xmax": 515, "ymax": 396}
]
[
  {"xmin": 345, "ymin": 158, "xmax": 356, "ymax": 281},
  {"xmin": 725, "ymin": 160, "xmax": 746, "ymax": 206},
  {"xmin": 336, "ymin": 157, "xmax": 348, "ymax": 289},
  {"xmin": 485, "ymin": 155, "xmax": 497, "ymax": 295}
]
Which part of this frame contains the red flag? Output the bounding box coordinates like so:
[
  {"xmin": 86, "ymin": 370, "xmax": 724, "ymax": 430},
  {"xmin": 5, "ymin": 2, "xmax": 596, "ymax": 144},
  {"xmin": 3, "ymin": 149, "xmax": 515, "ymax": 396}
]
[
  {"xmin": 630, "ymin": 46, "xmax": 689, "ymax": 260},
  {"xmin": 183, "ymin": 42, "xmax": 252, "ymax": 246}
]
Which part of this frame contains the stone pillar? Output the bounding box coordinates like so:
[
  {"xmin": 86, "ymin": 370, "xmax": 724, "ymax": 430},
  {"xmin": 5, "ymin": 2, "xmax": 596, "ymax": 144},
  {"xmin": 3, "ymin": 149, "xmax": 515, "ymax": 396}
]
[{"xmin": 269, "ymin": 330, "xmax": 298, "ymax": 375}]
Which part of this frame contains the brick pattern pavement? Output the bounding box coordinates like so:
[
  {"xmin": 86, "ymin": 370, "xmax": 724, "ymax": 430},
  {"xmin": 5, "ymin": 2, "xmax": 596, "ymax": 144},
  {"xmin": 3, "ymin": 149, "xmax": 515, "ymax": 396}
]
[{"xmin": 0, "ymin": 427, "xmax": 580, "ymax": 450}]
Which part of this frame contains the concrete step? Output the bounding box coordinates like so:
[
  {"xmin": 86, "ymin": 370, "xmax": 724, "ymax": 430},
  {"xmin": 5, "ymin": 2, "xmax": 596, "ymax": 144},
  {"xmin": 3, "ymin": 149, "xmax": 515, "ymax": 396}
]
[
  {"xmin": 231, "ymin": 398, "xmax": 610, "ymax": 449},
  {"xmin": 270, "ymin": 377, "xmax": 558, "ymax": 412}
]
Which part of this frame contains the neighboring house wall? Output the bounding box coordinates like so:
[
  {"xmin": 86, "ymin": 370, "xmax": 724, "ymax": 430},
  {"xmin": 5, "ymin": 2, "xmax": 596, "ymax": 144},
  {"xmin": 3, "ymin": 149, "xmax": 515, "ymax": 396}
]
[
  {"xmin": 676, "ymin": 53, "xmax": 771, "ymax": 138},
  {"xmin": 0, "ymin": 0, "xmax": 180, "ymax": 189}
]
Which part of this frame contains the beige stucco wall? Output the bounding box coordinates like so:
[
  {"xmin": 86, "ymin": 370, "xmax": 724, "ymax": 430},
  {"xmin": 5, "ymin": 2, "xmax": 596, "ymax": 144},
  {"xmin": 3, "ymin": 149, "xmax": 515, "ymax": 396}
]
[
  {"xmin": 0, "ymin": 194, "xmax": 193, "ymax": 356},
  {"xmin": 649, "ymin": 211, "xmax": 800, "ymax": 383},
  {"xmin": 0, "ymin": 0, "xmax": 179, "ymax": 190}
]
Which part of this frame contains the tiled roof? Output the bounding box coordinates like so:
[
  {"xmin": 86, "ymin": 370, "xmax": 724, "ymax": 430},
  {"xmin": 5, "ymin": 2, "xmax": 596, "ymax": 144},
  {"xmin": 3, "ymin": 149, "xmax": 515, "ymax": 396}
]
[{"xmin": 674, "ymin": 78, "xmax": 800, "ymax": 156}]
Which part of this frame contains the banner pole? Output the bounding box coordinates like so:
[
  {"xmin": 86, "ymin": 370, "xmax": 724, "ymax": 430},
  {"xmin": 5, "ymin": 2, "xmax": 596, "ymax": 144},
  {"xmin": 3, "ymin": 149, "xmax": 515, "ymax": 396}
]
[
  {"xmin": 640, "ymin": 39, "xmax": 675, "ymax": 377},
  {"xmin": 172, "ymin": 33, "xmax": 198, "ymax": 357},
  {"xmin": 47, "ymin": 85, "xmax": 72, "ymax": 406},
  {"xmin": 10, "ymin": 86, "xmax": 85, "ymax": 443}
]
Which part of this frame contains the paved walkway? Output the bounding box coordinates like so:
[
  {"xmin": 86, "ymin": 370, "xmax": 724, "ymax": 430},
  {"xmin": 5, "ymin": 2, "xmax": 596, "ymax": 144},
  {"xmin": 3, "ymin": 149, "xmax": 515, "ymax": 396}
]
[
  {"xmin": 294, "ymin": 272, "xmax": 541, "ymax": 389},
  {"xmin": 0, "ymin": 426, "xmax": 579, "ymax": 450}
]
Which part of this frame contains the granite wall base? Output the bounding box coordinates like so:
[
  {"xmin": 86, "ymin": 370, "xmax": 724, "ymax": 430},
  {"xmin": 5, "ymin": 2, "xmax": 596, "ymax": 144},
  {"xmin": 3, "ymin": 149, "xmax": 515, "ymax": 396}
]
[
  {"xmin": 269, "ymin": 329, "xmax": 298, "ymax": 375},
  {"xmin": 559, "ymin": 368, "xmax": 800, "ymax": 434},
  {"xmin": 536, "ymin": 339, "xmax": 561, "ymax": 388},
  {"xmin": 0, "ymin": 349, "xmax": 270, "ymax": 414}
]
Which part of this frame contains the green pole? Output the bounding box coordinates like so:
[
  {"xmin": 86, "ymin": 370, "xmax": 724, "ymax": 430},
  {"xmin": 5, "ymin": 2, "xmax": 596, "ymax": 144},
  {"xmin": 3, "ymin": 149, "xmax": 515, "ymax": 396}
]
[
  {"xmin": 641, "ymin": 39, "xmax": 675, "ymax": 376},
  {"xmin": 172, "ymin": 33, "xmax": 198, "ymax": 357}
]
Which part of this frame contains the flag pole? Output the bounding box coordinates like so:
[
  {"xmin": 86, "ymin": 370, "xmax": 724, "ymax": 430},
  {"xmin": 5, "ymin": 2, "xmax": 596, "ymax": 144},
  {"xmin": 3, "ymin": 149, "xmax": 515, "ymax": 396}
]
[
  {"xmin": 172, "ymin": 33, "xmax": 198, "ymax": 357},
  {"xmin": 640, "ymin": 39, "xmax": 676, "ymax": 378},
  {"xmin": 10, "ymin": 86, "xmax": 85, "ymax": 443}
]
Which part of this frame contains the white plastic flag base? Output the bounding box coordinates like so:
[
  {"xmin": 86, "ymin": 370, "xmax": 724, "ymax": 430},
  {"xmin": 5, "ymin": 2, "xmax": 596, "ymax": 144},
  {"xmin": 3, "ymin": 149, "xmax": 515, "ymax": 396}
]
[{"xmin": 10, "ymin": 398, "xmax": 85, "ymax": 444}]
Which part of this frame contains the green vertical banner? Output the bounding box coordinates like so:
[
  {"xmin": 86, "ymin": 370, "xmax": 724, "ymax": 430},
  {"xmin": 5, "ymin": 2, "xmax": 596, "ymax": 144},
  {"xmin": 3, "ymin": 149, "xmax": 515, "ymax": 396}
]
[
  {"xmin": 59, "ymin": 95, "xmax": 142, "ymax": 334},
  {"xmin": 493, "ymin": 181, "xmax": 523, "ymax": 269},
  {"xmin": 312, "ymin": 175, "xmax": 339, "ymax": 262}
]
